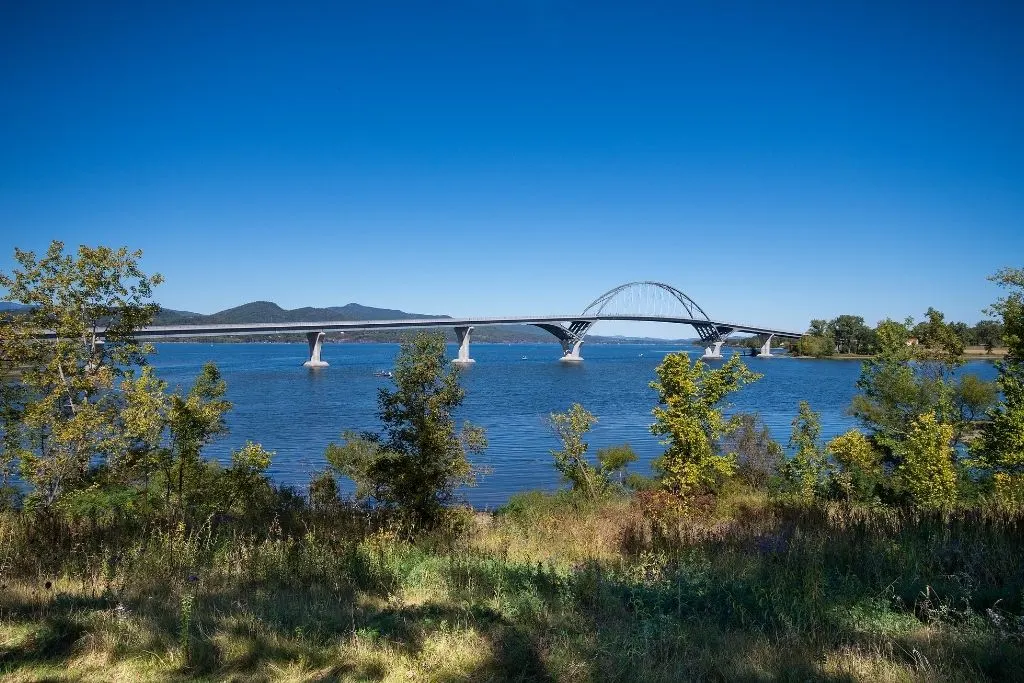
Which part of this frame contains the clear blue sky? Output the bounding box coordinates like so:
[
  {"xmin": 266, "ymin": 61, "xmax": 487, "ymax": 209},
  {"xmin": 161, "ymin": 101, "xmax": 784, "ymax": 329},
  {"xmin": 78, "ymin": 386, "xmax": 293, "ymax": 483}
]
[{"xmin": 1, "ymin": 1, "xmax": 1021, "ymax": 336}]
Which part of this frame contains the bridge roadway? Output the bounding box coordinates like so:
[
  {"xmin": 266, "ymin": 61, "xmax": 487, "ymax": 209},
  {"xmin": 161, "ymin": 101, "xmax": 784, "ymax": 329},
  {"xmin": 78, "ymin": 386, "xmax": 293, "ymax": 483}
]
[{"xmin": 87, "ymin": 314, "xmax": 803, "ymax": 368}]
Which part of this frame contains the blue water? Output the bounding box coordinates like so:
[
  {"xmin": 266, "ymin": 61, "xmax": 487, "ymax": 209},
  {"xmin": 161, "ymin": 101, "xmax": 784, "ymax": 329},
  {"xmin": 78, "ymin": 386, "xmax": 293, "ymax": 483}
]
[{"xmin": 148, "ymin": 343, "xmax": 999, "ymax": 508}]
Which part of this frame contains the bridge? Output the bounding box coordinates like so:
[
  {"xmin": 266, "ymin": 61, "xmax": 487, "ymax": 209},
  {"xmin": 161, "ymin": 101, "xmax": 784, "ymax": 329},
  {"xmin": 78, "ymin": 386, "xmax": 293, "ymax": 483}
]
[{"xmin": 60, "ymin": 282, "xmax": 804, "ymax": 367}]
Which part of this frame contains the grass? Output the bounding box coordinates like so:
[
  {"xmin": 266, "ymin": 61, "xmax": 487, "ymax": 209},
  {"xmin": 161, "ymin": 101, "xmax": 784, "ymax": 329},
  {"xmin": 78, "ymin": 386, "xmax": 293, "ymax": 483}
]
[{"xmin": 2, "ymin": 491, "xmax": 1024, "ymax": 681}]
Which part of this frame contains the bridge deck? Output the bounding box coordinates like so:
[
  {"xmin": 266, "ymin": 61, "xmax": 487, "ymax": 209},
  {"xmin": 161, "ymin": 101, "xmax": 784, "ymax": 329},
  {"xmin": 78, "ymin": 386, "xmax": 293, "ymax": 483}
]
[{"xmin": 60, "ymin": 315, "xmax": 801, "ymax": 340}]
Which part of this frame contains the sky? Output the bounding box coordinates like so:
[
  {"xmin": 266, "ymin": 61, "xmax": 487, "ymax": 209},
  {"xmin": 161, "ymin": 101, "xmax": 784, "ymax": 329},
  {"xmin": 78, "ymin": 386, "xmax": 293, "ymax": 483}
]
[{"xmin": 1, "ymin": 1, "xmax": 1022, "ymax": 337}]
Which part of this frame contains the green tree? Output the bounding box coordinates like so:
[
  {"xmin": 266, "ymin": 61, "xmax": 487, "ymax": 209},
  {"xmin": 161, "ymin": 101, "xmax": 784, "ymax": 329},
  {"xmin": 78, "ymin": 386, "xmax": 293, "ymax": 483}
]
[
  {"xmin": 549, "ymin": 403, "xmax": 599, "ymax": 497},
  {"xmin": 851, "ymin": 313, "xmax": 967, "ymax": 455},
  {"xmin": 973, "ymin": 319, "xmax": 1004, "ymax": 353},
  {"xmin": 808, "ymin": 319, "xmax": 831, "ymax": 337},
  {"xmin": 593, "ymin": 444, "xmax": 639, "ymax": 490},
  {"xmin": 325, "ymin": 332, "xmax": 486, "ymax": 532},
  {"xmin": 720, "ymin": 413, "xmax": 784, "ymax": 489},
  {"xmin": 894, "ymin": 413, "xmax": 958, "ymax": 511},
  {"xmin": 549, "ymin": 403, "xmax": 635, "ymax": 498},
  {"xmin": 161, "ymin": 362, "xmax": 232, "ymax": 516},
  {"xmin": 793, "ymin": 333, "xmax": 834, "ymax": 358},
  {"xmin": 830, "ymin": 315, "xmax": 873, "ymax": 354},
  {"xmin": 952, "ymin": 373, "xmax": 998, "ymax": 444},
  {"xmin": 782, "ymin": 401, "xmax": 827, "ymax": 500},
  {"xmin": 826, "ymin": 430, "xmax": 882, "ymax": 502},
  {"xmin": 649, "ymin": 353, "xmax": 761, "ymax": 505},
  {"xmin": 971, "ymin": 267, "xmax": 1024, "ymax": 510},
  {"xmin": 0, "ymin": 242, "xmax": 164, "ymax": 508}
]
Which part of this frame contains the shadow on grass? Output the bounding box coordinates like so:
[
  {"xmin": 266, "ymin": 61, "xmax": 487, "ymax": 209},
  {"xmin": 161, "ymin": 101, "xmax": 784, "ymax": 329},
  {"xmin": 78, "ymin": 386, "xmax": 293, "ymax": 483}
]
[
  {"xmin": 0, "ymin": 614, "xmax": 86, "ymax": 671},
  {"xmin": 4, "ymin": 508, "xmax": 1024, "ymax": 681}
]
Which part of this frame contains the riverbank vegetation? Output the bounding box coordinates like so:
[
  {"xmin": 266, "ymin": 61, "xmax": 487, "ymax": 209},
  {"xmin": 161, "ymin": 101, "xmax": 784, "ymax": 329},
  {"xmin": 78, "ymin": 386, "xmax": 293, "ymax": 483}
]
[
  {"xmin": 791, "ymin": 311, "xmax": 1007, "ymax": 359},
  {"xmin": 2, "ymin": 242, "xmax": 1024, "ymax": 681}
]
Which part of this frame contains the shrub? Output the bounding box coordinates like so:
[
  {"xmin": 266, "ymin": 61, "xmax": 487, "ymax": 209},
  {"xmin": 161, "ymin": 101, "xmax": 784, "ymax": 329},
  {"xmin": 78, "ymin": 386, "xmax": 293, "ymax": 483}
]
[
  {"xmin": 781, "ymin": 401, "xmax": 828, "ymax": 501},
  {"xmin": 649, "ymin": 353, "xmax": 761, "ymax": 506},
  {"xmin": 325, "ymin": 333, "xmax": 486, "ymax": 533},
  {"xmin": 826, "ymin": 429, "xmax": 882, "ymax": 502},
  {"xmin": 549, "ymin": 404, "xmax": 636, "ymax": 498},
  {"xmin": 894, "ymin": 414, "xmax": 958, "ymax": 511},
  {"xmin": 721, "ymin": 413, "xmax": 784, "ymax": 489}
]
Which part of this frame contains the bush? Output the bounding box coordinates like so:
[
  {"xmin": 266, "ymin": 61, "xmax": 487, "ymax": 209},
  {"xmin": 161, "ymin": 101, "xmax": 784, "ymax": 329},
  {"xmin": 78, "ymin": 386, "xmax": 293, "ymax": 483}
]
[
  {"xmin": 781, "ymin": 401, "xmax": 828, "ymax": 501},
  {"xmin": 649, "ymin": 354, "xmax": 761, "ymax": 505},
  {"xmin": 721, "ymin": 413, "xmax": 784, "ymax": 489},
  {"xmin": 325, "ymin": 333, "xmax": 486, "ymax": 533},
  {"xmin": 549, "ymin": 404, "xmax": 636, "ymax": 498},
  {"xmin": 894, "ymin": 414, "xmax": 958, "ymax": 511},
  {"xmin": 826, "ymin": 430, "xmax": 883, "ymax": 502}
]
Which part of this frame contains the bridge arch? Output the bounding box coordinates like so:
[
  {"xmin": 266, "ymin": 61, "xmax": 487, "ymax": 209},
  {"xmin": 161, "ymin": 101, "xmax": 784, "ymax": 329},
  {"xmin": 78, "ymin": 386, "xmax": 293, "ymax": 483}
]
[
  {"xmin": 580, "ymin": 281, "xmax": 714, "ymax": 321},
  {"xmin": 535, "ymin": 281, "xmax": 728, "ymax": 361}
]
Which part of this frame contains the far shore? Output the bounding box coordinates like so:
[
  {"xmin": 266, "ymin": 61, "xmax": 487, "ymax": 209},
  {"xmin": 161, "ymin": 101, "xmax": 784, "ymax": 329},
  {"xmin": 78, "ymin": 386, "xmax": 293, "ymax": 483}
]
[{"xmin": 786, "ymin": 346, "xmax": 1007, "ymax": 361}]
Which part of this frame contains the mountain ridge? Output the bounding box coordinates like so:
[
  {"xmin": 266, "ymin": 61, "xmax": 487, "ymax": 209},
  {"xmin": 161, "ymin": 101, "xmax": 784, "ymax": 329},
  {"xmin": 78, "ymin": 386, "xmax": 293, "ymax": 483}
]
[{"xmin": 152, "ymin": 301, "xmax": 549, "ymax": 343}]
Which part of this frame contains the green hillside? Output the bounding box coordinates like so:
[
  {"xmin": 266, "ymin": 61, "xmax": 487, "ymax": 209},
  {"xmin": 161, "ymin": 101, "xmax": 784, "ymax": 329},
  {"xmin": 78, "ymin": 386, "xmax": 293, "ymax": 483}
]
[{"xmin": 152, "ymin": 302, "xmax": 553, "ymax": 343}]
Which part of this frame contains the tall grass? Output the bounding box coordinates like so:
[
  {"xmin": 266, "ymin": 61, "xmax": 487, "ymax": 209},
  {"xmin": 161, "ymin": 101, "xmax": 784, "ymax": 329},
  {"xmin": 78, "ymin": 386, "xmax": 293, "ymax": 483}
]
[{"xmin": 2, "ymin": 490, "xmax": 1023, "ymax": 681}]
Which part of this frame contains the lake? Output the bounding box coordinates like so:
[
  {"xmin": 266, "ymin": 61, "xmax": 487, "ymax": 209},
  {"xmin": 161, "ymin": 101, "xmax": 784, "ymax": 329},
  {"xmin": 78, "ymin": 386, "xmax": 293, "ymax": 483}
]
[{"xmin": 148, "ymin": 342, "xmax": 999, "ymax": 508}]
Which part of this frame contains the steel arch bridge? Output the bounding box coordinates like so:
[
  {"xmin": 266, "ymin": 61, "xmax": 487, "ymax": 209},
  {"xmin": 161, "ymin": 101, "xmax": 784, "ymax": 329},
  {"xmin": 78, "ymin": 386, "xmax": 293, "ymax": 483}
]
[
  {"xmin": 43, "ymin": 281, "xmax": 804, "ymax": 366},
  {"xmin": 528, "ymin": 281, "xmax": 801, "ymax": 362}
]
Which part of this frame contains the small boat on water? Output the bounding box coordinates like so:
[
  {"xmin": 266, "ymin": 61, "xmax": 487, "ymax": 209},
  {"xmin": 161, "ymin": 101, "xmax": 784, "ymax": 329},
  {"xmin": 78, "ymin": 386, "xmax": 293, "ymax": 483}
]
[{"xmin": 373, "ymin": 370, "xmax": 393, "ymax": 378}]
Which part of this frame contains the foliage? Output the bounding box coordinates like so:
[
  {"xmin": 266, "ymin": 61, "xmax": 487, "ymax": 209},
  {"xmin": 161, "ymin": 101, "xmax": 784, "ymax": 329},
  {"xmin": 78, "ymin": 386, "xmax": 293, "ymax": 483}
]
[
  {"xmin": 719, "ymin": 413, "xmax": 784, "ymax": 489},
  {"xmin": 828, "ymin": 314, "xmax": 876, "ymax": 355},
  {"xmin": 548, "ymin": 404, "xmax": 636, "ymax": 499},
  {"xmin": 952, "ymin": 373, "xmax": 999, "ymax": 444},
  {"xmin": 795, "ymin": 315, "xmax": 876, "ymax": 357},
  {"xmin": 792, "ymin": 333, "xmax": 834, "ymax": 358},
  {"xmin": 894, "ymin": 414, "xmax": 958, "ymax": 511},
  {"xmin": 799, "ymin": 312, "xmax": 1006, "ymax": 357},
  {"xmin": 549, "ymin": 403, "xmax": 600, "ymax": 497},
  {"xmin": 850, "ymin": 312, "xmax": 968, "ymax": 455},
  {"xmin": 781, "ymin": 401, "xmax": 828, "ymax": 500},
  {"xmin": 649, "ymin": 353, "xmax": 760, "ymax": 504},
  {"xmin": 325, "ymin": 332, "xmax": 486, "ymax": 532},
  {"xmin": 160, "ymin": 362, "xmax": 232, "ymax": 517},
  {"xmin": 594, "ymin": 444, "xmax": 638, "ymax": 485},
  {"xmin": 826, "ymin": 430, "xmax": 882, "ymax": 502},
  {"xmin": 971, "ymin": 319, "xmax": 1005, "ymax": 351},
  {"xmin": 971, "ymin": 267, "xmax": 1024, "ymax": 510},
  {"xmin": 0, "ymin": 241, "xmax": 163, "ymax": 508}
]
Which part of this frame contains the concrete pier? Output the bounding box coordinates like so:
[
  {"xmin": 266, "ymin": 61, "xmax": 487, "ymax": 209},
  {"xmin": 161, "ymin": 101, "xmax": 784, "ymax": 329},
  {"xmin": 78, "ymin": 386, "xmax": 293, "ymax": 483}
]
[
  {"xmin": 303, "ymin": 331, "xmax": 329, "ymax": 368},
  {"xmin": 702, "ymin": 340, "xmax": 725, "ymax": 360},
  {"xmin": 452, "ymin": 326, "xmax": 475, "ymax": 365},
  {"xmin": 559, "ymin": 338, "xmax": 584, "ymax": 363}
]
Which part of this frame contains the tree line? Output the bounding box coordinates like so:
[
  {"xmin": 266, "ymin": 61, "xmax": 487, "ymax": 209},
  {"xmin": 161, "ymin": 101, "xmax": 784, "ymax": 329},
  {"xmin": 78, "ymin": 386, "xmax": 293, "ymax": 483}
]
[
  {"xmin": 1, "ymin": 241, "xmax": 1023, "ymax": 533},
  {"xmin": 793, "ymin": 312, "xmax": 1005, "ymax": 357}
]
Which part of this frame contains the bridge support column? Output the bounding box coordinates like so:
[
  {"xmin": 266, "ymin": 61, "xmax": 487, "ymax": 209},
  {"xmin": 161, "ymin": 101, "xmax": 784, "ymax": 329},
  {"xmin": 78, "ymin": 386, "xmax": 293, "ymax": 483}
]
[
  {"xmin": 559, "ymin": 339, "xmax": 584, "ymax": 363},
  {"xmin": 452, "ymin": 326, "xmax": 475, "ymax": 365},
  {"xmin": 702, "ymin": 341, "xmax": 725, "ymax": 360},
  {"xmin": 303, "ymin": 331, "xmax": 329, "ymax": 368},
  {"xmin": 759, "ymin": 334, "xmax": 775, "ymax": 358}
]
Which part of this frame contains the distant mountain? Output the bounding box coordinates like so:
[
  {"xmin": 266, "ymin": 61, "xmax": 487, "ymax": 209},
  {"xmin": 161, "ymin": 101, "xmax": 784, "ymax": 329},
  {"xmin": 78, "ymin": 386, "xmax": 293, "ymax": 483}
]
[
  {"xmin": 0, "ymin": 302, "xmax": 31, "ymax": 312},
  {"xmin": 154, "ymin": 301, "xmax": 449, "ymax": 326},
  {"xmin": 152, "ymin": 301, "xmax": 551, "ymax": 343}
]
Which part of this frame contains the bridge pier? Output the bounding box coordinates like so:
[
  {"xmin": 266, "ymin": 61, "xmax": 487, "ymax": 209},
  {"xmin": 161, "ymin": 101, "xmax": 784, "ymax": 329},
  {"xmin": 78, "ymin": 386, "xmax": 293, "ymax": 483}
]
[
  {"xmin": 758, "ymin": 334, "xmax": 775, "ymax": 358},
  {"xmin": 702, "ymin": 340, "xmax": 725, "ymax": 360},
  {"xmin": 559, "ymin": 339, "xmax": 584, "ymax": 363},
  {"xmin": 303, "ymin": 331, "xmax": 329, "ymax": 368},
  {"xmin": 452, "ymin": 326, "xmax": 475, "ymax": 365}
]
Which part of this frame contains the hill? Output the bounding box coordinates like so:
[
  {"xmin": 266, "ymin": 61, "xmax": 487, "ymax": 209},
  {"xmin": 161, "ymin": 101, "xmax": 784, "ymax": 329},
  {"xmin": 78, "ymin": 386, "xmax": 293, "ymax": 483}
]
[{"xmin": 153, "ymin": 301, "xmax": 552, "ymax": 343}]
